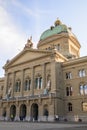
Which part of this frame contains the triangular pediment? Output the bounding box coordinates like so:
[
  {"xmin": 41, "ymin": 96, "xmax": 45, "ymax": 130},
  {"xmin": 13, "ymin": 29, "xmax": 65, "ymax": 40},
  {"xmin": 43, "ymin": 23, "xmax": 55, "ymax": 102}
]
[{"xmin": 4, "ymin": 49, "xmax": 51, "ymax": 68}]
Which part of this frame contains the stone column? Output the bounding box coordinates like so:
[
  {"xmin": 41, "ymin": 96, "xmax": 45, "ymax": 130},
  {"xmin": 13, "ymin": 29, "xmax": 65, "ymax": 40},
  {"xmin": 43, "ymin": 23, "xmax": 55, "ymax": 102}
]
[
  {"xmin": 31, "ymin": 67, "xmax": 34, "ymax": 95},
  {"xmin": 15, "ymin": 102, "xmax": 20, "ymax": 121},
  {"xmin": 3, "ymin": 73, "xmax": 8, "ymax": 98},
  {"xmin": 26, "ymin": 100, "xmax": 30, "ymax": 121},
  {"xmin": 41, "ymin": 63, "xmax": 46, "ymax": 89},
  {"xmin": 11, "ymin": 72, "xmax": 15, "ymax": 97},
  {"xmin": 38, "ymin": 103, "xmax": 43, "ymax": 121},
  {"xmin": 6, "ymin": 105, "xmax": 10, "ymax": 120},
  {"xmin": 51, "ymin": 60, "xmax": 56, "ymax": 93},
  {"xmin": 48, "ymin": 103, "xmax": 55, "ymax": 121},
  {"xmin": 0, "ymin": 104, "xmax": 3, "ymax": 120},
  {"xmin": 20, "ymin": 70, "xmax": 24, "ymax": 97}
]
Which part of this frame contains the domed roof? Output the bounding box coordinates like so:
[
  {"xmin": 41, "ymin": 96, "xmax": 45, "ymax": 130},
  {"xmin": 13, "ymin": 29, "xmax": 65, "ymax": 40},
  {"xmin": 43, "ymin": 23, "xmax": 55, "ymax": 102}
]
[{"xmin": 40, "ymin": 19, "xmax": 76, "ymax": 41}]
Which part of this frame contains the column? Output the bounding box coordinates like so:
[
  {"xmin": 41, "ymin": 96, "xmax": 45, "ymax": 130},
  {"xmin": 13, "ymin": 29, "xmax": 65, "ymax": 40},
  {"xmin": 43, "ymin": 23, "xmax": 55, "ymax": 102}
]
[
  {"xmin": 6, "ymin": 105, "xmax": 10, "ymax": 120},
  {"xmin": 41, "ymin": 63, "xmax": 46, "ymax": 89},
  {"xmin": 26, "ymin": 100, "xmax": 30, "ymax": 121},
  {"xmin": 48, "ymin": 103, "xmax": 55, "ymax": 121},
  {"xmin": 38, "ymin": 103, "xmax": 43, "ymax": 121},
  {"xmin": 31, "ymin": 67, "xmax": 34, "ymax": 95},
  {"xmin": 0, "ymin": 104, "xmax": 3, "ymax": 120},
  {"xmin": 11, "ymin": 72, "xmax": 15, "ymax": 97},
  {"xmin": 20, "ymin": 70, "xmax": 24, "ymax": 97},
  {"xmin": 38, "ymin": 77, "xmax": 39, "ymax": 89},
  {"xmin": 15, "ymin": 102, "xmax": 20, "ymax": 121},
  {"xmin": 51, "ymin": 61, "xmax": 56, "ymax": 92},
  {"xmin": 3, "ymin": 73, "xmax": 8, "ymax": 98}
]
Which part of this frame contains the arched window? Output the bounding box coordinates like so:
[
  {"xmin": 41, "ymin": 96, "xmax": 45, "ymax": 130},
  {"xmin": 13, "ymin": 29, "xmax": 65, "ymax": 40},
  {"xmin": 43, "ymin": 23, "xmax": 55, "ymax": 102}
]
[
  {"xmin": 15, "ymin": 79, "xmax": 21, "ymax": 92},
  {"xmin": 24, "ymin": 78, "xmax": 31, "ymax": 91},
  {"xmin": 68, "ymin": 103, "xmax": 72, "ymax": 112}
]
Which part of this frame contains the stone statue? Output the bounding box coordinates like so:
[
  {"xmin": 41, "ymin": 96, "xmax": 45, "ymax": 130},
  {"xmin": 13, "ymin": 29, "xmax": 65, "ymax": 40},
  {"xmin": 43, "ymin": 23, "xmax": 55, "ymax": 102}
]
[{"xmin": 24, "ymin": 36, "xmax": 33, "ymax": 49}]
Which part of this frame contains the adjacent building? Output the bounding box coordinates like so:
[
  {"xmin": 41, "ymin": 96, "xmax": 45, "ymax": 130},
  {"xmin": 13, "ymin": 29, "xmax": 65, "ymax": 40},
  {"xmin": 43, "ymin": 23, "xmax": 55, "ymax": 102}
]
[{"xmin": 0, "ymin": 19, "xmax": 87, "ymax": 122}]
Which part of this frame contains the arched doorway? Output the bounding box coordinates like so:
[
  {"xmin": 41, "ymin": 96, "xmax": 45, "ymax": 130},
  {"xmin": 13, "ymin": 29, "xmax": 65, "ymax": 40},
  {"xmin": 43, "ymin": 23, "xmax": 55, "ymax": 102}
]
[
  {"xmin": 20, "ymin": 104, "xmax": 27, "ymax": 121},
  {"xmin": 31, "ymin": 103, "xmax": 38, "ymax": 121},
  {"xmin": 10, "ymin": 105, "xmax": 16, "ymax": 121}
]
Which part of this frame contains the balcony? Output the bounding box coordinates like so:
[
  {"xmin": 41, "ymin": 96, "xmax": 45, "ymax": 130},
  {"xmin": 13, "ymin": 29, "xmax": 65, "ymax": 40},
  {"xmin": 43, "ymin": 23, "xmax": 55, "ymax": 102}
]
[{"xmin": 0, "ymin": 93, "xmax": 55, "ymax": 102}]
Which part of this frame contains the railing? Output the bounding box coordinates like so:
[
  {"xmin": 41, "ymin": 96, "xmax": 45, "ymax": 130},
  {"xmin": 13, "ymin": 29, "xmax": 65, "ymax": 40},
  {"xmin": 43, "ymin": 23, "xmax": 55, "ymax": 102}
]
[{"xmin": 0, "ymin": 93, "xmax": 56, "ymax": 102}]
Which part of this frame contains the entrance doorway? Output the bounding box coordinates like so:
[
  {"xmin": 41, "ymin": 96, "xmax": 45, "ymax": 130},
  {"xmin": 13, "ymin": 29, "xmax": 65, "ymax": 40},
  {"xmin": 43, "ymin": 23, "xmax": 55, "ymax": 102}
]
[
  {"xmin": 10, "ymin": 105, "xmax": 16, "ymax": 121},
  {"xmin": 20, "ymin": 104, "xmax": 26, "ymax": 120},
  {"xmin": 31, "ymin": 103, "xmax": 38, "ymax": 121}
]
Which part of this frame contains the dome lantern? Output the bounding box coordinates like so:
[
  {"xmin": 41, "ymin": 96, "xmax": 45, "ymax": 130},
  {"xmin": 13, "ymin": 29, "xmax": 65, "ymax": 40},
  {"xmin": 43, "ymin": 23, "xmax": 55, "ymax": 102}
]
[{"xmin": 54, "ymin": 18, "xmax": 62, "ymax": 26}]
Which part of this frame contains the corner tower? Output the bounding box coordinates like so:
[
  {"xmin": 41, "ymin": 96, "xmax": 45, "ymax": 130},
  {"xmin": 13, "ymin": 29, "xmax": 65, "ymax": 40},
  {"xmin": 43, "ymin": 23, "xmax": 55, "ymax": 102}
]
[{"xmin": 37, "ymin": 19, "xmax": 81, "ymax": 59}]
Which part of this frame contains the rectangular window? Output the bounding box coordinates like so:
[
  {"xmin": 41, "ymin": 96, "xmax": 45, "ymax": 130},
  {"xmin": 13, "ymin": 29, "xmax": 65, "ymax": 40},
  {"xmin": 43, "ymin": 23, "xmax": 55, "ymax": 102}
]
[
  {"xmin": 35, "ymin": 78, "xmax": 38, "ymax": 89},
  {"xmin": 79, "ymin": 84, "xmax": 87, "ymax": 95},
  {"xmin": 79, "ymin": 69, "xmax": 86, "ymax": 77},
  {"xmin": 79, "ymin": 85, "xmax": 84, "ymax": 95},
  {"xmin": 66, "ymin": 86, "xmax": 73, "ymax": 96},
  {"xmin": 66, "ymin": 72, "xmax": 72, "ymax": 79}
]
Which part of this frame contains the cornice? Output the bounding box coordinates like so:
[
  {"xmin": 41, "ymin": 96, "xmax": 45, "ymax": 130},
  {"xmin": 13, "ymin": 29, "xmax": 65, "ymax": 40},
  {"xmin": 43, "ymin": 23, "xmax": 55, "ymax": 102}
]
[
  {"xmin": 63, "ymin": 56, "xmax": 87, "ymax": 67},
  {"xmin": 3, "ymin": 48, "xmax": 55, "ymax": 69}
]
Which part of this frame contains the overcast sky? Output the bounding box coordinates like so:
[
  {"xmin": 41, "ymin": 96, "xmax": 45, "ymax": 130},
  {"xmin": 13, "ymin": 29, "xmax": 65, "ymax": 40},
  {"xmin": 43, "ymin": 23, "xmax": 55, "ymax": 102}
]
[{"xmin": 1, "ymin": 0, "xmax": 87, "ymax": 77}]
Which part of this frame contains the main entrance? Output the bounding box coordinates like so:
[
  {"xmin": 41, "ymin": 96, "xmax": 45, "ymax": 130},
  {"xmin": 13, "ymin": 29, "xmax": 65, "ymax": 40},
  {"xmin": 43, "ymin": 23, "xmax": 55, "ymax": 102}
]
[
  {"xmin": 31, "ymin": 103, "xmax": 38, "ymax": 121},
  {"xmin": 10, "ymin": 105, "xmax": 16, "ymax": 121}
]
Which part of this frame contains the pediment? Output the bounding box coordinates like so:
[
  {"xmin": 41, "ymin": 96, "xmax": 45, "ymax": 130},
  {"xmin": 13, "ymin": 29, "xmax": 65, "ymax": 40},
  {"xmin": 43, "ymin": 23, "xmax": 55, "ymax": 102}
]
[{"xmin": 4, "ymin": 49, "xmax": 51, "ymax": 68}]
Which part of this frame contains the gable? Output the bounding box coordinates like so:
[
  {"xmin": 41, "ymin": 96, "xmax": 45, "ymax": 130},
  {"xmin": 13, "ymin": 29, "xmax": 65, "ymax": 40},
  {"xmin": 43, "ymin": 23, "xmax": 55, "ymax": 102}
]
[{"xmin": 5, "ymin": 49, "xmax": 50, "ymax": 68}]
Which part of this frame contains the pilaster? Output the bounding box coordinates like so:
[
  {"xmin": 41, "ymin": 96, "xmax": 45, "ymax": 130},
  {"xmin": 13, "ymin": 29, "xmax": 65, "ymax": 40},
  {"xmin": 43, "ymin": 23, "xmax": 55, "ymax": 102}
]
[
  {"xmin": 11, "ymin": 72, "xmax": 15, "ymax": 97},
  {"xmin": 51, "ymin": 60, "xmax": 56, "ymax": 92},
  {"xmin": 20, "ymin": 70, "xmax": 24, "ymax": 97},
  {"xmin": 31, "ymin": 67, "xmax": 34, "ymax": 95},
  {"xmin": 41, "ymin": 63, "xmax": 46, "ymax": 89},
  {"xmin": 3, "ymin": 73, "xmax": 8, "ymax": 98}
]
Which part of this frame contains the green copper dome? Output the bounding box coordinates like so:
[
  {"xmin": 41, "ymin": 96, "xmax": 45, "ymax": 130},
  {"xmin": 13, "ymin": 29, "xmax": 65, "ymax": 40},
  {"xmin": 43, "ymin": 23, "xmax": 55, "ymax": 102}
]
[
  {"xmin": 40, "ymin": 24, "xmax": 68, "ymax": 40},
  {"xmin": 40, "ymin": 19, "xmax": 69, "ymax": 40},
  {"xmin": 39, "ymin": 19, "xmax": 78, "ymax": 41}
]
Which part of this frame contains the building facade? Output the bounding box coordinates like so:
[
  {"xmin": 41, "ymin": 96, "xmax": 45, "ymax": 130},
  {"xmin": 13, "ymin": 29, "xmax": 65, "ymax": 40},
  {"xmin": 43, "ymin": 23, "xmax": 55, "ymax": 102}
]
[{"xmin": 0, "ymin": 19, "xmax": 87, "ymax": 122}]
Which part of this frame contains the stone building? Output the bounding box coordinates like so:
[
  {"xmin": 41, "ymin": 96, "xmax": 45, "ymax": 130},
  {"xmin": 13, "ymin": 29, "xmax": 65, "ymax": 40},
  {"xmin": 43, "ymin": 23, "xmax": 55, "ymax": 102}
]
[{"xmin": 0, "ymin": 19, "xmax": 87, "ymax": 122}]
